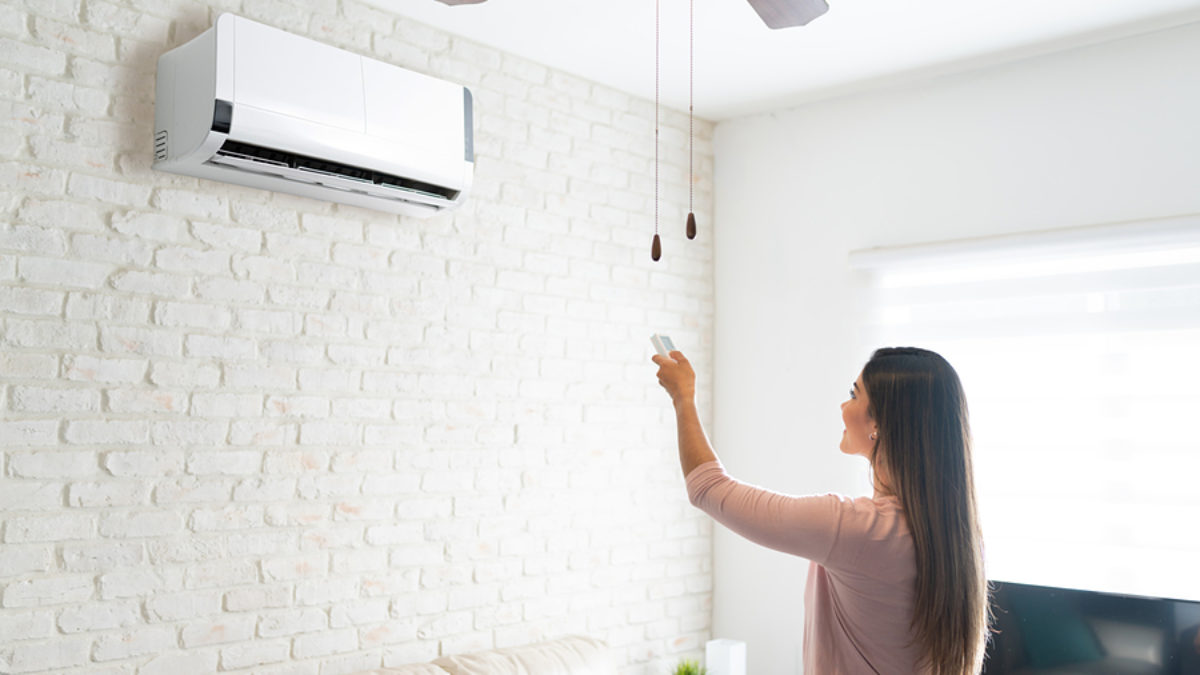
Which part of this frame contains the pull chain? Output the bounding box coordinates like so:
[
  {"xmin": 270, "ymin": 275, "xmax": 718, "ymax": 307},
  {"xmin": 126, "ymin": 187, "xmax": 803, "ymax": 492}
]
[
  {"xmin": 686, "ymin": 0, "xmax": 697, "ymax": 240},
  {"xmin": 651, "ymin": 0, "xmax": 662, "ymax": 262}
]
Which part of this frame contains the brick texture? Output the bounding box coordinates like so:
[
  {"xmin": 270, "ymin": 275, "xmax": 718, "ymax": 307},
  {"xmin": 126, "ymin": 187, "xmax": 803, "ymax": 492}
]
[{"xmin": 0, "ymin": 1, "xmax": 714, "ymax": 673}]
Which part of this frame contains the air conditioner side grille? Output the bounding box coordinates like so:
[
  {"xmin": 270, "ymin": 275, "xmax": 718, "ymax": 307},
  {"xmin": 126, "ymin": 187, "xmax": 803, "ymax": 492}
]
[
  {"xmin": 214, "ymin": 139, "xmax": 460, "ymax": 201},
  {"xmin": 154, "ymin": 130, "xmax": 168, "ymax": 161}
]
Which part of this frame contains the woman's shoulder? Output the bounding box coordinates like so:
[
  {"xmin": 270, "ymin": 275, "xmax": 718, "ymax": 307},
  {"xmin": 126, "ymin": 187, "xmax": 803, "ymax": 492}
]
[
  {"xmin": 822, "ymin": 491, "xmax": 903, "ymax": 512},
  {"xmin": 825, "ymin": 496, "xmax": 916, "ymax": 581},
  {"xmin": 829, "ymin": 494, "xmax": 912, "ymax": 541}
]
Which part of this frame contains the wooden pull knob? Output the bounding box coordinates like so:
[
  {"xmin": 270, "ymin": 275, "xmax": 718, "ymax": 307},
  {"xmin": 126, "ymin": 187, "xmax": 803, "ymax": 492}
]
[
  {"xmin": 651, "ymin": 234, "xmax": 662, "ymax": 261},
  {"xmin": 686, "ymin": 212, "xmax": 696, "ymax": 240}
]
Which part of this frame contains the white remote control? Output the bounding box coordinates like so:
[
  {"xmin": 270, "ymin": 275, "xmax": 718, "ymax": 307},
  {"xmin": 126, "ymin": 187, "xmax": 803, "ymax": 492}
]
[{"xmin": 650, "ymin": 334, "xmax": 676, "ymax": 357}]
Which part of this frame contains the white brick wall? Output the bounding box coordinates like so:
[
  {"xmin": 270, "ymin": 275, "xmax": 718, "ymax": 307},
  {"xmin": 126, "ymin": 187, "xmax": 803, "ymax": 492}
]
[{"xmin": 0, "ymin": 0, "xmax": 714, "ymax": 673}]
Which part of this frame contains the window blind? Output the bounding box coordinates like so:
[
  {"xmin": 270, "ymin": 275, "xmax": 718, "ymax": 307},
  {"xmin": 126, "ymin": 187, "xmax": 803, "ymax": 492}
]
[{"xmin": 850, "ymin": 215, "xmax": 1200, "ymax": 602}]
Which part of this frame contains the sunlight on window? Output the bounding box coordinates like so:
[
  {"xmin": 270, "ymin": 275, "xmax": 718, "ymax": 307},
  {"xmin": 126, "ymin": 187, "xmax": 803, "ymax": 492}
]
[{"xmin": 854, "ymin": 218, "xmax": 1200, "ymax": 602}]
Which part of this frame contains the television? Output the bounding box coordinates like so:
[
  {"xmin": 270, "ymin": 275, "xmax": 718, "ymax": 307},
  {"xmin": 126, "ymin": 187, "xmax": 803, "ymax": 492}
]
[{"xmin": 984, "ymin": 581, "xmax": 1200, "ymax": 674}]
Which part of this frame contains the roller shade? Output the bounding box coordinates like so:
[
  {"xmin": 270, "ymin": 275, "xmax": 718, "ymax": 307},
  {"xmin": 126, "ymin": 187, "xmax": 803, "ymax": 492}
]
[{"xmin": 851, "ymin": 214, "xmax": 1200, "ymax": 602}]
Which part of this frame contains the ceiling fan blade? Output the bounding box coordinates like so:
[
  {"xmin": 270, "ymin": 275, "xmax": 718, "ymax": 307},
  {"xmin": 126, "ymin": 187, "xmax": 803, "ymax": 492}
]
[
  {"xmin": 435, "ymin": 0, "xmax": 488, "ymax": 5},
  {"xmin": 746, "ymin": 0, "xmax": 830, "ymax": 29}
]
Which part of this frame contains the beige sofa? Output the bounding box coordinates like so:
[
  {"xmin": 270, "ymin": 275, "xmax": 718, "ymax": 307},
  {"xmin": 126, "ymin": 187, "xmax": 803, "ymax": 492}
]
[{"xmin": 356, "ymin": 636, "xmax": 615, "ymax": 675}]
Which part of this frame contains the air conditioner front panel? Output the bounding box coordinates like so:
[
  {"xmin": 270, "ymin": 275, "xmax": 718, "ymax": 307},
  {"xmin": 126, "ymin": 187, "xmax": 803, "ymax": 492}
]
[
  {"xmin": 362, "ymin": 58, "xmax": 465, "ymax": 158},
  {"xmin": 231, "ymin": 16, "xmax": 366, "ymax": 133}
]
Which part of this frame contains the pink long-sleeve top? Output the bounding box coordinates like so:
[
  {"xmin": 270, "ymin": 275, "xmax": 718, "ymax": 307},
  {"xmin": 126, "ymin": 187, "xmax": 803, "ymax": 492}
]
[{"xmin": 686, "ymin": 460, "xmax": 926, "ymax": 675}]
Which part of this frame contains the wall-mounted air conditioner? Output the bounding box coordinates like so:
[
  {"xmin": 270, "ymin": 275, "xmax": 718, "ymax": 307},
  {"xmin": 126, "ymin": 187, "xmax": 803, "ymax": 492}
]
[{"xmin": 153, "ymin": 14, "xmax": 474, "ymax": 217}]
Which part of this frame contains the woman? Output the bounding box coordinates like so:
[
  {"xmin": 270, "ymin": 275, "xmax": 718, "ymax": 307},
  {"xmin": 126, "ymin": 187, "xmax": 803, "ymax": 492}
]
[{"xmin": 652, "ymin": 346, "xmax": 989, "ymax": 675}]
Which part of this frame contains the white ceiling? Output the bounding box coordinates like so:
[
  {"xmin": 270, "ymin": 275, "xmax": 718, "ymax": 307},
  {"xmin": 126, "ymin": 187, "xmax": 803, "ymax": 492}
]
[{"xmin": 371, "ymin": 0, "xmax": 1200, "ymax": 120}]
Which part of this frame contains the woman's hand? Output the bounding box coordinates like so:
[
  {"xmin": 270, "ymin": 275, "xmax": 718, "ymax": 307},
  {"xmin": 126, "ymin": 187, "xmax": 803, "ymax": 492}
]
[
  {"xmin": 652, "ymin": 350, "xmax": 715, "ymax": 476},
  {"xmin": 652, "ymin": 350, "xmax": 696, "ymax": 408}
]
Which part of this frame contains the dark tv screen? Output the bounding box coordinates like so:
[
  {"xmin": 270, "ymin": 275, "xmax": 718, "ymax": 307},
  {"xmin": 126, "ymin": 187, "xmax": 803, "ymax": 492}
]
[{"xmin": 984, "ymin": 581, "xmax": 1200, "ymax": 674}]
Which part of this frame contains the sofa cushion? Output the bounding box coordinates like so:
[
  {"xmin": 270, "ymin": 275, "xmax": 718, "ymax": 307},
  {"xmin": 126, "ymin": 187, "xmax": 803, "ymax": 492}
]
[
  {"xmin": 355, "ymin": 665, "xmax": 449, "ymax": 675},
  {"xmin": 432, "ymin": 636, "xmax": 613, "ymax": 674}
]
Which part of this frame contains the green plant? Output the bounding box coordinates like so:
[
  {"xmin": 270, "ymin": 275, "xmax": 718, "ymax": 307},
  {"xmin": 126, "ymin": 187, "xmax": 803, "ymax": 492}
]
[{"xmin": 672, "ymin": 659, "xmax": 707, "ymax": 675}]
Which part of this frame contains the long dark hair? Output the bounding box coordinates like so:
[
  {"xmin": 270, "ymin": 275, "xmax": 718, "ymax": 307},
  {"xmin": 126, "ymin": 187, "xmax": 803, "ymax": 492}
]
[{"xmin": 862, "ymin": 347, "xmax": 989, "ymax": 675}]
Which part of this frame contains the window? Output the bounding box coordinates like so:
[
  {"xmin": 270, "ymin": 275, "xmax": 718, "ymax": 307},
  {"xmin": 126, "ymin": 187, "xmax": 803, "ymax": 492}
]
[{"xmin": 851, "ymin": 216, "xmax": 1200, "ymax": 602}]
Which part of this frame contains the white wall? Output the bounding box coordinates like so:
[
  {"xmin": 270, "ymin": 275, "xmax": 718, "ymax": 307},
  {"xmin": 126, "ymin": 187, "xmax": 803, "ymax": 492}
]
[
  {"xmin": 711, "ymin": 21, "xmax": 1200, "ymax": 673},
  {"xmin": 0, "ymin": 1, "xmax": 715, "ymax": 673}
]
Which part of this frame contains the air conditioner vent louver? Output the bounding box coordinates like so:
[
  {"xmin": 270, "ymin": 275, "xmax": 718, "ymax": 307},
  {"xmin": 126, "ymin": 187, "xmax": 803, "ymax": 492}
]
[{"xmin": 213, "ymin": 140, "xmax": 460, "ymax": 201}]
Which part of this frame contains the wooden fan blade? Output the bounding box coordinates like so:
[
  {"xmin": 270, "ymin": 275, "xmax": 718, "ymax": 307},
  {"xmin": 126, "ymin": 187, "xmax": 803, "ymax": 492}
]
[
  {"xmin": 745, "ymin": 0, "xmax": 829, "ymax": 29},
  {"xmin": 435, "ymin": 0, "xmax": 488, "ymax": 5}
]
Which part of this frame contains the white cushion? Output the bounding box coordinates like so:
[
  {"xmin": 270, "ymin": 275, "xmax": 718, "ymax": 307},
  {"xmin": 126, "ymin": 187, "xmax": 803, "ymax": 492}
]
[
  {"xmin": 355, "ymin": 665, "xmax": 449, "ymax": 675},
  {"xmin": 432, "ymin": 636, "xmax": 614, "ymax": 675}
]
